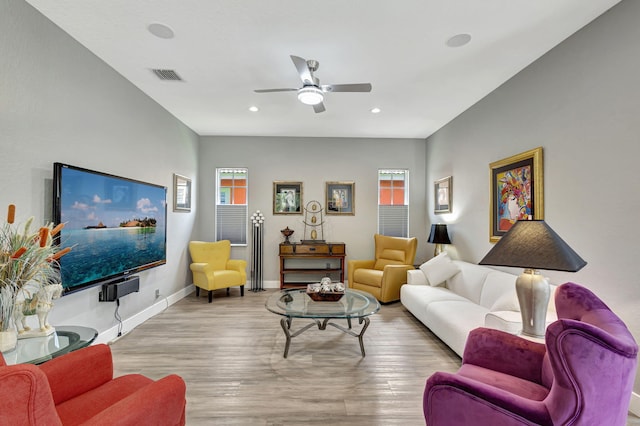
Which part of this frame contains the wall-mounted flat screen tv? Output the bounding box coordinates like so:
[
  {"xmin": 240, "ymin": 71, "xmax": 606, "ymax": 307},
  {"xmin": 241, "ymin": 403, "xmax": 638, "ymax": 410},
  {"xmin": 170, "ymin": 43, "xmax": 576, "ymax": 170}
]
[{"xmin": 53, "ymin": 163, "xmax": 167, "ymax": 295}]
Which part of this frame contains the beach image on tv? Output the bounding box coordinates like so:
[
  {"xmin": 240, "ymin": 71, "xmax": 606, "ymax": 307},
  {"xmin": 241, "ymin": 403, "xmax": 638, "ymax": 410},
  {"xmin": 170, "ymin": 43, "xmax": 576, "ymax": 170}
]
[{"xmin": 56, "ymin": 166, "xmax": 167, "ymax": 290}]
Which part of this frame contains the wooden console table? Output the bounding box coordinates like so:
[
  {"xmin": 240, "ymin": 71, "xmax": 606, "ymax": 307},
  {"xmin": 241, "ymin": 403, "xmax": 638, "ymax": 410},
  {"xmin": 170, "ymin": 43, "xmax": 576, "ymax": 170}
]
[{"xmin": 279, "ymin": 242, "xmax": 346, "ymax": 288}]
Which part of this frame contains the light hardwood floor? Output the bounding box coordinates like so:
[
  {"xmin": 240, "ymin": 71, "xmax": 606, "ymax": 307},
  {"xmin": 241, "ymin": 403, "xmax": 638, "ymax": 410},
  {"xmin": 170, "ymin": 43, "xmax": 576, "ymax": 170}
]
[
  {"xmin": 109, "ymin": 288, "xmax": 640, "ymax": 426},
  {"xmin": 109, "ymin": 288, "xmax": 459, "ymax": 425}
]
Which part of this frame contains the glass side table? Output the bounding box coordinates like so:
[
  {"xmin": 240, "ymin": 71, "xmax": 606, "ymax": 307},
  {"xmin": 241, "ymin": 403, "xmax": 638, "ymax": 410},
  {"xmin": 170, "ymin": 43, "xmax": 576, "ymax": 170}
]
[{"xmin": 1, "ymin": 325, "xmax": 98, "ymax": 365}]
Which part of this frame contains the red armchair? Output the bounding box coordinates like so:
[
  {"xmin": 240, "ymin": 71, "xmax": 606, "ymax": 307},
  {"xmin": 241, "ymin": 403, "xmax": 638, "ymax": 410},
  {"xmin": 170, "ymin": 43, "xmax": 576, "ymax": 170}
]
[{"xmin": 0, "ymin": 343, "xmax": 186, "ymax": 425}]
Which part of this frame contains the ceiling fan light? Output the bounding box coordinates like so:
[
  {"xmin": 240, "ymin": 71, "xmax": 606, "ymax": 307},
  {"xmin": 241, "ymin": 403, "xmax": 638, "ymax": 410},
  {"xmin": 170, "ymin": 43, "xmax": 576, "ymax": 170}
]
[{"xmin": 297, "ymin": 86, "xmax": 324, "ymax": 105}]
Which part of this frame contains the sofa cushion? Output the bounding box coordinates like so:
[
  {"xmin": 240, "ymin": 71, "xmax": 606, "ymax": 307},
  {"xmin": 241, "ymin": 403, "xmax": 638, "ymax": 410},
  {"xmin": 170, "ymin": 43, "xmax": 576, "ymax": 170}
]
[
  {"xmin": 353, "ymin": 268, "xmax": 383, "ymax": 288},
  {"xmin": 425, "ymin": 300, "xmax": 489, "ymax": 356},
  {"xmin": 489, "ymin": 290, "xmax": 520, "ymax": 312},
  {"xmin": 419, "ymin": 252, "xmax": 460, "ymax": 287},
  {"xmin": 477, "ymin": 270, "xmax": 518, "ymax": 310},
  {"xmin": 401, "ymin": 284, "xmax": 471, "ymax": 316},
  {"xmin": 445, "ymin": 261, "xmax": 494, "ymax": 304}
]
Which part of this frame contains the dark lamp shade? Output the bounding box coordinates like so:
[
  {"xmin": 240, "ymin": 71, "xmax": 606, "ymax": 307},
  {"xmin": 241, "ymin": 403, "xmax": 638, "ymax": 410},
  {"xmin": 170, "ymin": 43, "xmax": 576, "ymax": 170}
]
[
  {"xmin": 479, "ymin": 220, "xmax": 586, "ymax": 272},
  {"xmin": 427, "ymin": 224, "xmax": 451, "ymax": 245}
]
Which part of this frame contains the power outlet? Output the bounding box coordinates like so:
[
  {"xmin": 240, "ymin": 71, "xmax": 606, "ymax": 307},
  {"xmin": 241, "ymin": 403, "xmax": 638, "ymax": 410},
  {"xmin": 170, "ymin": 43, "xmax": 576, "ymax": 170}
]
[{"xmin": 155, "ymin": 289, "xmax": 160, "ymax": 298}]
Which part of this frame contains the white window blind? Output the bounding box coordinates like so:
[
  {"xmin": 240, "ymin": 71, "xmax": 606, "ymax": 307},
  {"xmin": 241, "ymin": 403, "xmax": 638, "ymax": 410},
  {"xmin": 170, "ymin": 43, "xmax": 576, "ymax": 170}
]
[{"xmin": 216, "ymin": 205, "xmax": 248, "ymax": 244}]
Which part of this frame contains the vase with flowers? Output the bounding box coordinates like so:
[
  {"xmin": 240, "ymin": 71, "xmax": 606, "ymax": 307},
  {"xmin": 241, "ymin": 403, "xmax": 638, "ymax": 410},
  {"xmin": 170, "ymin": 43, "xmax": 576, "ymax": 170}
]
[{"xmin": 0, "ymin": 204, "xmax": 70, "ymax": 352}]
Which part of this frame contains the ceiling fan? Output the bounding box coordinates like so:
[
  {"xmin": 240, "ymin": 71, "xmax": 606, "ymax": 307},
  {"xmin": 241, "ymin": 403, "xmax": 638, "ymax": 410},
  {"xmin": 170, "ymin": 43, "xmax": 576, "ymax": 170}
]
[{"xmin": 254, "ymin": 55, "xmax": 372, "ymax": 113}]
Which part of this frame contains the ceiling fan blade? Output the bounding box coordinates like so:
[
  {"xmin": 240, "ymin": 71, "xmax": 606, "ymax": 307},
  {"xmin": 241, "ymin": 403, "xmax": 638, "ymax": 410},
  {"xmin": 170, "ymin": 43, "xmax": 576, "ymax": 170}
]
[
  {"xmin": 254, "ymin": 88, "xmax": 297, "ymax": 93},
  {"xmin": 313, "ymin": 102, "xmax": 326, "ymax": 113},
  {"xmin": 321, "ymin": 83, "xmax": 372, "ymax": 93},
  {"xmin": 290, "ymin": 55, "xmax": 314, "ymax": 85}
]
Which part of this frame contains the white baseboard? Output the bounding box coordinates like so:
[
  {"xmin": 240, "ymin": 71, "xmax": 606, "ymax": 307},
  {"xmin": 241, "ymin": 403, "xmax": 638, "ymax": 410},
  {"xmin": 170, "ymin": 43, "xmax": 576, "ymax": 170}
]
[
  {"xmin": 629, "ymin": 392, "xmax": 640, "ymax": 417},
  {"xmin": 94, "ymin": 285, "xmax": 195, "ymax": 345}
]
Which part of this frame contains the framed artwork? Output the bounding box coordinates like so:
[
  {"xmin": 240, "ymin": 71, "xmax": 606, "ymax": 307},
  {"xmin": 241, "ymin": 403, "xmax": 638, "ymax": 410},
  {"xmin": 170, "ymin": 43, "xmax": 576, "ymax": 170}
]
[
  {"xmin": 434, "ymin": 176, "xmax": 452, "ymax": 214},
  {"xmin": 326, "ymin": 181, "xmax": 355, "ymax": 215},
  {"xmin": 273, "ymin": 181, "xmax": 303, "ymax": 214},
  {"xmin": 173, "ymin": 174, "xmax": 192, "ymax": 212},
  {"xmin": 489, "ymin": 147, "xmax": 544, "ymax": 242}
]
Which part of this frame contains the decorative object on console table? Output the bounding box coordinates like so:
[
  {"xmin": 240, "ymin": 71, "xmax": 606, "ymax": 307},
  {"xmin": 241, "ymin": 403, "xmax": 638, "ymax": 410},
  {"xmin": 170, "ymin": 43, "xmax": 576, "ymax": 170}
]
[
  {"xmin": 434, "ymin": 176, "xmax": 452, "ymax": 214},
  {"xmin": 273, "ymin": 181, "xmax": 303, "ymax": 215},
  {"xmin": 280, "ymin": 226, "xmax": 294, "ymax": 244},
  {"xmin": 302, "ymin": 200, "xmax": 325, "ymax": 242},
  {"xmin": 427, "ymin": 224, "xmax": 451, "ymax": 257},
  {"xmin": 250, "ymin": 211, "xmax": 265, "ymax": 292},
  {"xmin": 173, "ymin": 173, "xmax": 192, "ymax": 212},
  {"xmin": 279, "ymin": 242, "xmax": 346, "ymax": 288},
  {"xmin": 326, "ymin": 181, "xmax": 355, "ymax": 215},
  {"xmin": 0, "ymin": 204, "xmax": 70, "ymax": 352},
  {"xmin": 489, "ymin": 147, "xmax": 543, "ymax": 242},
  {"xmin": 479, "ymin": 220, "xmax": 586, "ymax": 338}
]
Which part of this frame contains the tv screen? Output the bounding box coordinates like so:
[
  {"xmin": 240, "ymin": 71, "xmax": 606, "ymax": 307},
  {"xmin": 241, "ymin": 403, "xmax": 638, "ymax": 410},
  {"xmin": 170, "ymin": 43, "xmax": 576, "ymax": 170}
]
[{"xmin": 53, "ymin": 163, "xmax": 167, "ymax": 295}]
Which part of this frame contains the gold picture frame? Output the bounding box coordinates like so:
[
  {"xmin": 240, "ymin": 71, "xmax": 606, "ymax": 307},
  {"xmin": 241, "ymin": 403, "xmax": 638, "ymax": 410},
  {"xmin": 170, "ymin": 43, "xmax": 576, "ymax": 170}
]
[
  {"xmin": 325, "ymin": 181, "xmax": 355, "ymax": 215},
  {"xmin": 273, "ymin": 181, "xmax": 303, "ymax": 215},
  {"xmin": 489, "ymin": 147, "xmax": 544, "ymax": 242},
  {"xmin": 434, "ymin": 176, "xmax": 452, "ymax": 214},
  {"xmin": 173, "ymin": 174, "xmax": 192, "ymax": 212}
]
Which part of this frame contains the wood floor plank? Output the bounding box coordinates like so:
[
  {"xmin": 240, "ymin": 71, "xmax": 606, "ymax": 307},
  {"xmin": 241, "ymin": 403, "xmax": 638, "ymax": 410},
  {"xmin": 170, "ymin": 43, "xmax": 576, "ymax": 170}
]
[{"xmin": 107, "ymin": 289, "xmax": 462, "ymax": 425}]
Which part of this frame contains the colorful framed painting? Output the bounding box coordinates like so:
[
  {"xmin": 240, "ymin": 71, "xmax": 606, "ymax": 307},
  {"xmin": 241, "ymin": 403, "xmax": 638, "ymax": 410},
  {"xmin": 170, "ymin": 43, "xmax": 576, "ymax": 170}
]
[
  {"xmin": 434, "ymin": 176, "xmax": 452, "ymax": 214},
  {"xmin": 489, "ymin": 147, "xmax": 544, "ymax": 242},
  {"xmin": 326, "ymin": 181, "xmax": 355, "ymax": 215},
  {"xmin": 273, "ymin": 181, "xmax": 303, "ymax": 215}
]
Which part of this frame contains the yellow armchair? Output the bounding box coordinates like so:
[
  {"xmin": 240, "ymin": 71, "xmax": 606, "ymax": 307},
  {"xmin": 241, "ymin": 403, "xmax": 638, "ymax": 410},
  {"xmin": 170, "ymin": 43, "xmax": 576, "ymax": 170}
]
[
  {"xmin": 188, "ymin": 240, "xmax": 247, "ymax": 303},
  {"xmin": 348, "ymin": 234, "xmax": 417, "ymax": 303}
]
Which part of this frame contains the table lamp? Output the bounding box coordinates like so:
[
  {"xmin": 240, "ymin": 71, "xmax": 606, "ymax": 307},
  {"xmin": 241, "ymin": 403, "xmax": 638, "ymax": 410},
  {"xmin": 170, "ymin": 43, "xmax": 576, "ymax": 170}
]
[
  {"xmin": 479, "ymin": 220, "xmax": 586, "ymax": 338},
  {"xmin": 427, "ymin": 224, "xmax": 451, "ymax": 257}
]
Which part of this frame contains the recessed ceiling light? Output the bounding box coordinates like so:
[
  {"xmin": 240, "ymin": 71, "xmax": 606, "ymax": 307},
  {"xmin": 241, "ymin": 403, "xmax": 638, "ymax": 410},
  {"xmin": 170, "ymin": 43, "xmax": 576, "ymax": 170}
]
[
  {"xmin": 249, "ymin": 106, "xmax": 259, "ymax": 112},
  {"xmin": 370, "ymin": 107, "xmax": 381, "ymax": 114},
  {"xmin": 148, "ymin": 23, "xmax": 175, "ymax": 39},
  {"xmin": 446, "ymin": 33, "xmax": 471, "ymax": 48}
]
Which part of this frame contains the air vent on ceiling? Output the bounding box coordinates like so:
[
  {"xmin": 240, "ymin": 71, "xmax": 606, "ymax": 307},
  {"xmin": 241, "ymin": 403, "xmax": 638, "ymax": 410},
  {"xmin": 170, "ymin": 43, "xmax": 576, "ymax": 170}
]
[{"xmin": 152, "ymin": 69, "xmax": 183, "ymax": 81}]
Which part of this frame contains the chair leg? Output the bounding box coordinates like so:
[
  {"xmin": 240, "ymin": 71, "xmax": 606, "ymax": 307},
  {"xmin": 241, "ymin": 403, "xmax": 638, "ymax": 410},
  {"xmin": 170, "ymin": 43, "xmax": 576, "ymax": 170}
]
[
  {"xmin": 208, "ymin": 291, "xmax": 213, "ymax": 303},
  {"xmin": 226, "ymin": 288, "xmax": 230, "ymax": 296},
  {"xmin": 195, "ymin": 287, "xmax": 200, "ymax": 297},
  {"xmin": 240, "ymin": 285, "xmax": 244, "ymax": 297}
]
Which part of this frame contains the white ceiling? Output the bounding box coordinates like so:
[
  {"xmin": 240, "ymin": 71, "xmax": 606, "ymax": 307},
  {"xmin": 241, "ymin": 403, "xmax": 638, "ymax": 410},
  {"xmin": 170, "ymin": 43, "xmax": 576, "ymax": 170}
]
[{"xmin": 26, "ymin": 0, "xmax": 620, "ymax": 139}]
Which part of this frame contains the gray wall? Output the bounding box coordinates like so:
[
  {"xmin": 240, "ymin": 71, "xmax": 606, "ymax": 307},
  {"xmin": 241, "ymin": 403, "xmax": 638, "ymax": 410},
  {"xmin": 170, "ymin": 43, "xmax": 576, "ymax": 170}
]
[
  {"xmin": 425, "ymin": 0, "xmax": 640, "ymax": 394},
  {"xmin": 1, "ymin": 0, "xmax": 199, "ymax": 336},
  {"xmin": 198, "ymin": 136, "xmax": 428, "ymax": 286}
]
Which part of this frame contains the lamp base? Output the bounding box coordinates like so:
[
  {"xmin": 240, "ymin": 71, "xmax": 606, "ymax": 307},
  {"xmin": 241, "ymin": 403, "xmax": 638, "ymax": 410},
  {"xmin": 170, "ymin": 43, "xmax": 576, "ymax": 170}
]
[
  {"xmin": 433, "ymin": 244, "xmax": 443, "ymax": 257},
  {"xmin": 516, "ymin": 269, "xmax": 550, "ymax": 338}
]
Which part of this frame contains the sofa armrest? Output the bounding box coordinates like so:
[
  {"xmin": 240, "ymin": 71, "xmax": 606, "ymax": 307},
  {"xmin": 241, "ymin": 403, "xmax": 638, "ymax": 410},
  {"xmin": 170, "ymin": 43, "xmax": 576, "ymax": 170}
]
[
  {"xmin": 189, "ymin": 262, "xmax": 210, "ymax": 273},
  {"xmin": 0, "ymin": 364, "xmax": 61, "ymax": 424},
  {"xmin": 425, "ymin": 371, "xmax": 550, "ymax": 425},
  {"xmin": 382, "ymin": 264, "xmax": 414, "ymax": 284},
  {"xmin": 347, "ymin": 259, "xmax": 375, "ymax": 286},
  {"xmin": 39, "ymin": 344, "xmax": 114, "ymax": 405},
  {"xmin": 462, "ymin": 328, "xmax": 546, "ymax": 384},
  {"xmin": 80, "ymin": 374, "xmax": 186, "ymax": 426},
  {"xmin": 226, "ymin": 259, "xmax": 247, "ymax": 273},
  {"xmin": 407, "ymin": 269, "xmax": 428, "ymax": 286}
]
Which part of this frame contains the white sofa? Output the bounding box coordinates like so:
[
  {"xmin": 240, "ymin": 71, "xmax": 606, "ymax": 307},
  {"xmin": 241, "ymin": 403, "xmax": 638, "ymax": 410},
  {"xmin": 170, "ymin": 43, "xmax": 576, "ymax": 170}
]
[{"xmin": 400, "ymin": 253, "xmax": 556, "ymax": 357}]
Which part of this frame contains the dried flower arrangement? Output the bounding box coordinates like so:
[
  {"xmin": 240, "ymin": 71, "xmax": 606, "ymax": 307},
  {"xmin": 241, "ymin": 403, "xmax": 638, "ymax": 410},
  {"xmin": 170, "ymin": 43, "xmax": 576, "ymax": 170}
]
[{"xmin": 0, "ymin": 204, "xmax": 70, "ymax": 332}]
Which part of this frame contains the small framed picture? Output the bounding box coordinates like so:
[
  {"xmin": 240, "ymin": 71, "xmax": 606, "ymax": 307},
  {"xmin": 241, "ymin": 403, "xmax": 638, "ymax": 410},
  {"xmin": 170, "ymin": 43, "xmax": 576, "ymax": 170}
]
[
  {"xmin": 173, "ymin": 174, "xmax": 192, "ymax": 212},
  {"xmin": 434, "ymin": 176, "xmax": 452, "ymax": 214},
  {"xmin": 326, "ymin": 181, "xmax": 355, "ymax": 215},
  {"xmin": 273, "ymin": 181, "xmax": 303, "ymax": 215}
]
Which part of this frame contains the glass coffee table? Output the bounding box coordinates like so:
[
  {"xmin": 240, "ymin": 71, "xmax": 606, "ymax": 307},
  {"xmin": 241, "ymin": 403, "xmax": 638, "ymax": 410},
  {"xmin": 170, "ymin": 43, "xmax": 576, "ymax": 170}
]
[
  {"xmin": 265, "ymin": 288, "xmax": 380, "ymax": 358},
  {"xmin": 1, "ymin": 325, "xmax": 98, "ymax": 365}
]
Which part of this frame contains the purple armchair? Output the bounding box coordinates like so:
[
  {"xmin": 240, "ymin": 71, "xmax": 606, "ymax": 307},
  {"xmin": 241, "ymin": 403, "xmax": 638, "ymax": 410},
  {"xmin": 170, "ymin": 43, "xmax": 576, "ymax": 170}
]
[{"xmin": 424, "ymin": 282, "xmax": 638, "ymax": 425}]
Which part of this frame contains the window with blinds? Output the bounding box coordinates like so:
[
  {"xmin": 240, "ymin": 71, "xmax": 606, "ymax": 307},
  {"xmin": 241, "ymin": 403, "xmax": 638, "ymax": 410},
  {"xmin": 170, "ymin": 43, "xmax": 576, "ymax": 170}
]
[
  {"xmin": 378, "ymin": 169, "xmax": 409, "ymax": 237},
  {"xmin": 216, "ymin": 168, "xmax": 248, "ymax": 245}
]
